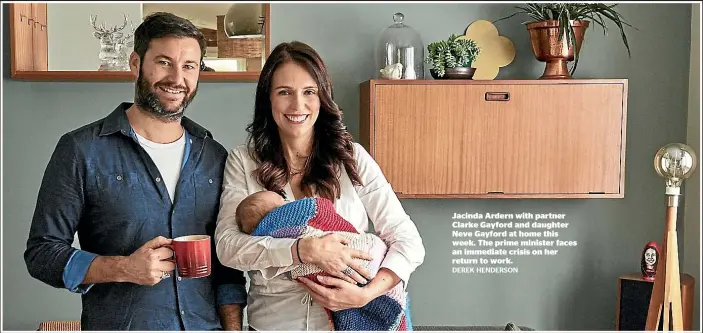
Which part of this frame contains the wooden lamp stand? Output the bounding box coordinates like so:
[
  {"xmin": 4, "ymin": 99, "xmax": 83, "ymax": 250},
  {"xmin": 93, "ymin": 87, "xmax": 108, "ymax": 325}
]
[
  {"xmin": 644, "ymin": 197, "xmax": 683, "ymax": 331},
  {"xmin": 645, "ymin": 143, "xmax": 697, "ymax": 331}
]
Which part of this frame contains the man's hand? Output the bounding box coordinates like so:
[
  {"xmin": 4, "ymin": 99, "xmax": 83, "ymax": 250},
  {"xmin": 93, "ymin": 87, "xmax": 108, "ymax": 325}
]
[
  {"xmin": 123, "ymin": 236, "xmax": 175, "ymax": 285},
  {"xmin": 82, "ymin": 236, "xmax": 175, "ymax": 285}
]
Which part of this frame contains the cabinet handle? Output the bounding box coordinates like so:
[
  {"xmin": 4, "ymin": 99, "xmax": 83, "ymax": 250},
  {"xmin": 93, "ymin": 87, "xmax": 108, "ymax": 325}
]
[
  {"xmin": 485, "ymin": 92, "xmax": 510, "ymax": 101},
  {"xmin": 19, "ymin": 14, "xmax": 26, "ymax": 22}
]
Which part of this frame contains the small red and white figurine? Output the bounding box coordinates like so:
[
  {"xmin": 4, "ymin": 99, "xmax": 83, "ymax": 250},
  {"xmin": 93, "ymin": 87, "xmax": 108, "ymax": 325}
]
[{"xmin": 641, "ymin": 241, "xmax": 660, "ymax": 281}]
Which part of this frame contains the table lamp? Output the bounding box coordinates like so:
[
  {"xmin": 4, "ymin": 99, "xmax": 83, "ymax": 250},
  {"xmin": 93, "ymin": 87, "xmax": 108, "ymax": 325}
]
[{"xmin": 646, "ymin": 143, "xmax": 697, "ymax": 331}]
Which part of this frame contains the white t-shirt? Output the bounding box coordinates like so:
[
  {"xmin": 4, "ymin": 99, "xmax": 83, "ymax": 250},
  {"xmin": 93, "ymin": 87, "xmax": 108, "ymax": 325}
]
[{"xmin": 134, "ymin": 130, "xmax": 186, "ymax": 203}]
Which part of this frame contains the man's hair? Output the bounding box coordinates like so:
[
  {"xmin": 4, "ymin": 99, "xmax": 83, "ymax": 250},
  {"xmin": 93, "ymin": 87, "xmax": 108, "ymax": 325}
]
[{"xmin": 133, "ymin": 12, "xmax": 207, "ymax": 67}]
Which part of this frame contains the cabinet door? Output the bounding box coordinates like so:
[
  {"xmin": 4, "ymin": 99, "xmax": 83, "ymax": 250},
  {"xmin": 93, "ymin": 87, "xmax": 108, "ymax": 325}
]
[
  {"xmin": 12, "ymin": 3, "xmax": 34, "ymax": 71},
  {"xmin": 371, "ymin": 82, "xmax": 625, "ymax": 197},
  {"xmin": 478, "ymin": 83, "xmax": 625, "ymax": 195},
  {"xmin": 373, "ymin": 84, "xmax": 492, "ymax": 195},
  {"xmin": 31, "ymin": 3, "xmax": 48, "ymax": 71}
]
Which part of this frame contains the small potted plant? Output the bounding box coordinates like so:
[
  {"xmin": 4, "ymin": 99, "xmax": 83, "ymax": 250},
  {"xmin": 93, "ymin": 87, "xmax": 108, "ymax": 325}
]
[
  {"xmin": 495, "ymin": 3, "xmax": 633, "ymax": 79},
  {"xmin": 425, "ymin": 34, "xmax": 481, "ymax": 79}
]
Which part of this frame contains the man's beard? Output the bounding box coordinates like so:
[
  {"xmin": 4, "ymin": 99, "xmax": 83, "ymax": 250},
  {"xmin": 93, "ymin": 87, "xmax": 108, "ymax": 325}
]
[{"xmin": 134, "ymin": 69, "xmax": 197, "ymax": 122}]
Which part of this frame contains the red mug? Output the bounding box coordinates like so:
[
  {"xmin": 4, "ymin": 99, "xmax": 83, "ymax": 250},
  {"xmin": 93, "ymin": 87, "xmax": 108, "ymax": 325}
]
[{"xmin": 168, "ymin": 235, "xmax": 212, "ymax": 278}]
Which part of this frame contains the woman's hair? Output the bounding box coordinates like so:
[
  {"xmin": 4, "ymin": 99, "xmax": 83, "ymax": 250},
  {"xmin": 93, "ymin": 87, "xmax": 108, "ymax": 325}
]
[{"xmin": 245, "ymin": 41, "xmax": 362, "ymax": 201}]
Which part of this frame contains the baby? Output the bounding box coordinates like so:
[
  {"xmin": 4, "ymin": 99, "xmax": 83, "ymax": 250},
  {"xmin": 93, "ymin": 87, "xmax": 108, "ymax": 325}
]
[
  {"xmin": 235, "ymin": 191, "xmax": 386, "ymax": 283},
  {"xmin": 235, "ymin": 190, "xmax": 286, "ymax": 235},
  {"xmin": 235, "ymin": 190, "xmax": 411, "ymax": 331}
]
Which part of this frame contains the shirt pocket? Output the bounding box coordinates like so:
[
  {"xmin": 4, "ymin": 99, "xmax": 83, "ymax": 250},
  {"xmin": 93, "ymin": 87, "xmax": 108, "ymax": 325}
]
[
  {"xmin": 87, "ymin": 172, "xmax": 148, "ymax": 254},
  {"xmin": 194, "ymin": 174, "xmax": 222, "ymax": 224},
  {"xmin": 94, "ymin": 171, "xmax": 147, "ymax": 217}
]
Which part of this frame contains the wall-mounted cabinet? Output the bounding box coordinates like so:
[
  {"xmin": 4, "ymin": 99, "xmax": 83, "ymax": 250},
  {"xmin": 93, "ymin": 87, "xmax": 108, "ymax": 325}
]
[{"xmin": 359, "ymin": 79, "xmax": 628, "ymax": 199}]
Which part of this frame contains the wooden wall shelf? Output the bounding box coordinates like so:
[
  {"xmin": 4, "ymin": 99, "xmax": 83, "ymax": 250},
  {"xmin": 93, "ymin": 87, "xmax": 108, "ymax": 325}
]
[
  {"xmin": 9, "ymin": 71, "xmax": 261, "ymax": 82},
  {"xmin": 9, "ymin": 3, "xmax": 270, "ymax": 82},
  {"xmin": 359, "ymin": 79, "xmax": 629, "ymax": 199}
]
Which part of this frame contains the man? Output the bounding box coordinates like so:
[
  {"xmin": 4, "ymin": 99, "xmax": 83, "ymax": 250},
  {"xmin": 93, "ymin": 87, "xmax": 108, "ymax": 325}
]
[{"xmin": 24, "ymin": 12, "xmax": 246, "ymax": 330}]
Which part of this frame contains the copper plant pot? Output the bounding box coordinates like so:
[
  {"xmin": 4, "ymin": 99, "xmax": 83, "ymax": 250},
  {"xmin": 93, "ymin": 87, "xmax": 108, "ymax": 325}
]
[{"xmin": 527, "ymin": 20, "xmax": 589, "ymax": 79}]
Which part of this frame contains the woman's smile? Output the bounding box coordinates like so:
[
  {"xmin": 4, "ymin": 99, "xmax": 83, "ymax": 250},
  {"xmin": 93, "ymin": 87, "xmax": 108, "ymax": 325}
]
[{"xmin": 284, "ymin": 114, "xmax": 310, "ymax": 124}]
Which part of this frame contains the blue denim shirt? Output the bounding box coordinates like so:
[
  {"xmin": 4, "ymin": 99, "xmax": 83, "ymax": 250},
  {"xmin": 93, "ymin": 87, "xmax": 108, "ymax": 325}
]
[{"xmin": 24, "ymin": 103, "xmax": 247, "ymax": 330}]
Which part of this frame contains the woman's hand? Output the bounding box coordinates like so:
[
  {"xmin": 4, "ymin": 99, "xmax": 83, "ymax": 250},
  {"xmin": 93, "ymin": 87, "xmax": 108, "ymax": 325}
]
[
  {"xmin": 298, "ymin": 234, "xmax": 374, "ymax": 284},
  {"xmin": 299, "ymin": 268, "xmax": 402, "ymax": 311},
  {"xmin": 298, "ymin": 275, "xmax": 373, "ymax": 311}
]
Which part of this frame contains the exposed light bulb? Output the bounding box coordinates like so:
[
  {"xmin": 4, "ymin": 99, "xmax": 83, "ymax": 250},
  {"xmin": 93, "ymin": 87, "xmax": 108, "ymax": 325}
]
[{"xmin": 653, "ymin": 143, "xmax": 697, "ymax": 190}]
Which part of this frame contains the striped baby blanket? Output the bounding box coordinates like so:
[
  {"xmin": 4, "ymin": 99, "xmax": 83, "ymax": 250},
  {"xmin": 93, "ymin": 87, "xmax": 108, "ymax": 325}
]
[{"xmin": 252, "ymin": 197, "xmax": 412, "ymax": 331}]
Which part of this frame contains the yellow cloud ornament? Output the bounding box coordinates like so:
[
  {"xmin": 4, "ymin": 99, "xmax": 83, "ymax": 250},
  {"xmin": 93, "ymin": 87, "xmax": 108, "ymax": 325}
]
[{"xmin": 458, "ymin": 20, "xmax": 516, "ymax": 80}]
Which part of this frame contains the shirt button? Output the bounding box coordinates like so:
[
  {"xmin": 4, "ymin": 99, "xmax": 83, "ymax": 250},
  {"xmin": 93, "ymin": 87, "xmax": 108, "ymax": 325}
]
[
  {"xmin": 178, "ymin": 277, "xmax": 182, "ymax": 281},
  {"xmin": 208, "ymin": 178, "xmax": 213, "ymax": 184},
  {"xmin": 116, "ymin": 175, "xmax": 122, "ymax": 181},
  {"xmin": 181, "ymin": 311, "xmax": 185, "ymax": 315},
  {"xmin": 156, "ymin": 177, "xmax": 161, "ymax": 182}
]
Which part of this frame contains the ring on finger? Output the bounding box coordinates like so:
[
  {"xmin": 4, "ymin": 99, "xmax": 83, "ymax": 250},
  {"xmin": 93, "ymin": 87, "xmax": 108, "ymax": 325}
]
[
  {"xmin": 341, "ymin": 267, "xmax": 354, "ymax": 276},
  {"xmin": 161, "ymin": 271, "xmax": 171, "ymax": 279}
]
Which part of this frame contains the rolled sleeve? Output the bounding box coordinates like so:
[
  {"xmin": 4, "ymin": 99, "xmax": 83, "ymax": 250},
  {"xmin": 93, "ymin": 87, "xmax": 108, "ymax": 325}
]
[
  {"xmin": 258, "ymin": 238, "xmax": 297, "ymax": 280},
  {"xmin": 379, "ymin": 251, "xmax": 415, "ymax": 285},
  {"xmin": 63, "ymin": 249, "xmax": 98, "ymax": 294},
  {"xmin": 24, "ymin": 134, "xmax": 88, "ymax": 290},
  {"xmin": 216, "ymin": 284, "xmax": 248, "ymax": 306},
  {"xmin": 263, "ymin": 238, "xmax": 296, "ymax": 267}
]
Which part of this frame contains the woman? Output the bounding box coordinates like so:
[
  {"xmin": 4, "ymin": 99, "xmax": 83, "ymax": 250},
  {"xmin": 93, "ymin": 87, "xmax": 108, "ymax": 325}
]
[{"xmin": 214, "ymin": 41, "xmax": 425, "ymax": 331}]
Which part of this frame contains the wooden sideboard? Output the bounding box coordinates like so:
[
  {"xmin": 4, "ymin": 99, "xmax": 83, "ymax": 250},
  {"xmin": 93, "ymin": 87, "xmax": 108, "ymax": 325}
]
[{"xmin": 359, "ymin": 79, "xmax": 628, "ymax": 199}]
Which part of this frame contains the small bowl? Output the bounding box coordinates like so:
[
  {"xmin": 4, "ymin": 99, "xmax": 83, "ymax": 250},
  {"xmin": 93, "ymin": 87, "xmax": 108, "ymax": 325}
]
[{"xmin": 431, "ymin": 67, "xmax": 476, "ymax": 80}]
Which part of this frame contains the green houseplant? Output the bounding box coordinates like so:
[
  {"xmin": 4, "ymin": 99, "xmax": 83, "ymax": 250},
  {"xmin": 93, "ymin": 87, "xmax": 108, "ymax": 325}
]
[
  {"xmin": 425, "ymin": 34, "xmax": 481, "ymax": 79},
  {"xmin": 495, "ymin": 3, "xmax": 633, "ymax": 79}
]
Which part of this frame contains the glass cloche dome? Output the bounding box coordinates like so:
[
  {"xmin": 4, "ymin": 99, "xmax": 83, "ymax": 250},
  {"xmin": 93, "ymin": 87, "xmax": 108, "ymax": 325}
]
[{"xmin": 375, "ymin": 13, "xmax": 424, "ymax": 80}]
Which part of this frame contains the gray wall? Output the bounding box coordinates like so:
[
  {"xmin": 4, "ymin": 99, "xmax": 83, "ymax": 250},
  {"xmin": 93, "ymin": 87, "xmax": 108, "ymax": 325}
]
[
  {"xmin": 47, "ymin": 3, "xmax": 142, "ymax": 70},
  {"xmin": 3, "ymin": 3, "xmax": 697, "ymax": 331}
]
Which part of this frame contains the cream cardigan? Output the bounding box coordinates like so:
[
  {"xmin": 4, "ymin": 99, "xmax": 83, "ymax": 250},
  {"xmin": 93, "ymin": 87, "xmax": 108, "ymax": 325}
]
[{"xmin": 214, "ymin": 142, "xmax": 425, "ymax": 331}]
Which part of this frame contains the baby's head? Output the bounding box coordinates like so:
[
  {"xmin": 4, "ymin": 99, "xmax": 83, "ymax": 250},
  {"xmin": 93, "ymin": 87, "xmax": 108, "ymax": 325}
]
[{"xmin": 236, "ymin": 190, "xmax": 286, "ymax": 234}]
